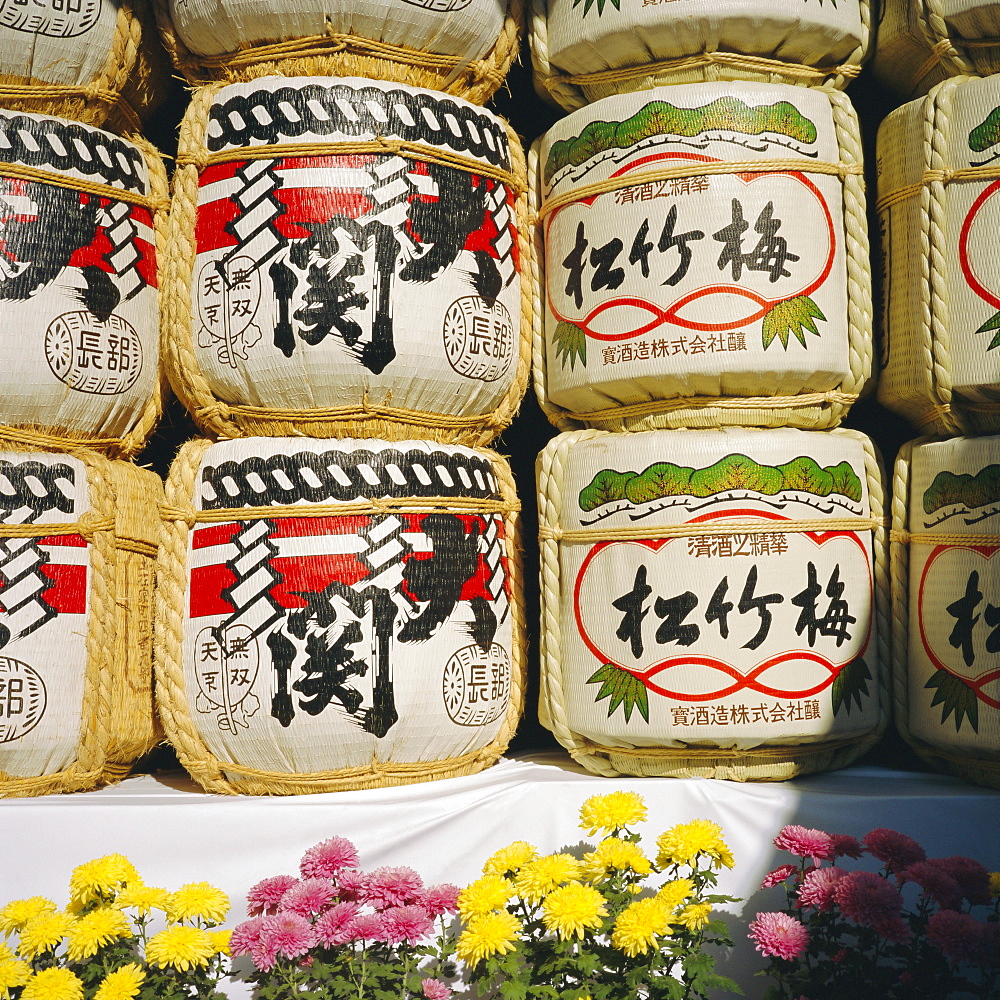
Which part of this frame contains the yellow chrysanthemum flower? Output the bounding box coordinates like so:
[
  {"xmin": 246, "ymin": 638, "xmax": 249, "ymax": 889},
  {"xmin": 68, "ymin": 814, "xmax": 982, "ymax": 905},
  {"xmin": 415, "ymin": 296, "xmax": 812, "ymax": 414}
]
[
  {"xmin": 145, "ymin": 925, "xmax": 215, "ymax": 971},
  {"xmin": 540, "ymin": 882, "xmax": 607, "ymax": 940},
  {"xmin": 17, "ymin": 911, "xmax": 74, "ymax": 960},
  {"xmin": 65, "ymin": 907, "xmax": 133, "ymax": 963},
  {"xmin": 455, "ymin": 911, "xmax": 521, "ymax": 966},
  {"xmin": 611, "ymin": 897, "xmax": 672, "ymax": 957},
  {"xmin": 93, "ymin": 964, "xmax": 145, "ymax": 1000},
  {"xmin": 0, "ymin": 956, "xmax": 31, "ymax": 993},
  {"xmin": 655, "ymin": 878, "xmax": 695, "ymax": 911},
  {"xmin": 115, "ymin": 884, "xmax": 170, "ymax": 915},
  {"xmin": 990, "ymin": 872, "xmax": 1000, "ymax": 898},
  {"xmin": 209, "ymin": 929, "xmax": 232, "ymax": 956},
  {"xmin": 513, "ymin": 854, "xmax": 583, "ymax": 903},
  {"xmin": 20, "ymin": 967, "xmax": 84, "ymax": 1000},
  {"xmin": 166, "ymin": 883, "xmax": 229, "ymax": 925},
  {"xmin": 482, "ymin": 841, "xmax": 538, "ymax": 877},
  {"xmin": 69, "ymin": 855, "xmax": 139, "ymax": 908},
  {"xmin": 583, "ymin": 838, "xmax": 651, "ymax": 880},
  {"xmin": 656, "ymin": 820, "xmax": 734, "ymax": 870},
  {"xmin": 458, "ymin": 876, "xmax": 514, "ymax": 918},
  {"xmin": 579, "ymin": 791, "xmax": 647, "ymax": 836},
  {"xmin": 675, "ymin": 902, "xmax": 712, "ymax": 931},
  {"xmin": 0, "ymin": 897, "xmax": 57, "ymax": 936}
]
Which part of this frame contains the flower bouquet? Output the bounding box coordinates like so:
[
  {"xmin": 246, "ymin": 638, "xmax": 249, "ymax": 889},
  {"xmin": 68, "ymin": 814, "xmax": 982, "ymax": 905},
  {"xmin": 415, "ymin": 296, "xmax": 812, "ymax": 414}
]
[
  {"xmin": 230, "ymin": 836, "xmax": 458, "ymax": 1000},
  {"xmin": 749, "ymin": 824, "xmax": 1000, "ymax": 999},
  {"xmin": 0, "ymin": 853, "xmax": 231, "ymax": 1000},
  {"xmin": 455, "ymin": 791, "xmax": 742, "ymax": 1000}
]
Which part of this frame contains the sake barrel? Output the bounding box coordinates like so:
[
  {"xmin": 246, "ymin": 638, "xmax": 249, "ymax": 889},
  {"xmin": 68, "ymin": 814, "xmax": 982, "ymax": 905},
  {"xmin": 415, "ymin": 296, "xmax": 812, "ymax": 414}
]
[
  {"xmin": 0, "ymin": 112, "xmax": 165, "ymax": 457},
  {"xmin": 537, "ymin": 426, "xmax": 888, "ymax": 780},
  {"xmin": 874, "ymin": 0, "xmax": 1000, "ymax": 98},
  {"xmin": 156, "ymin": 436, "xmax": 524, "ymax": 795},
  {"xmin": 156, "ymin": 0, "xmax": 520, "ymax": 104},
  {"xmin": 165, "ymin": 78, "xmax": 530, "ymax": 447},
  {"xmin": 532, "ymin": 0, "xmax": 870, "ymax": 110},
  {"xmin": 892, "ymin": 436, "xmax": 1000, "ymax": 789},
  {"xmin": 0, "ymin": 449, "xmax": 161, "ymax": 798},
  {"xmin": 877, "ymin": 76, "xmax": 1000, "ymax": 437},
  {"xmin": 533, "ymin": 83, "xmax": 871, "ymax": 433},
  {"xmin": 0, "ymin": 0, "xmax": 167, "ymax": 132}
]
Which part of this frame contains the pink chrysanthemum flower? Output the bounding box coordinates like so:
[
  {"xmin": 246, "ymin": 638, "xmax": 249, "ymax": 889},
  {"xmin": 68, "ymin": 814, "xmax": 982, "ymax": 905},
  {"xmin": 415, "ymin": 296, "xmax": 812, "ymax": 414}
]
[
  {"xmin": 832, "ymin": 871, "xmax": 904, "ymax": 928},
  {"xmin": 927, "ymin": 910, "xmax": 986, "ymax": 965},
  {"xmin": 903, "ymin": 860, "xmax": 963, "ymax": 911},
  {"xmin": 300, "ymin": 838, "xmax": 360, "ymax": 879},
  {"xmin": 257, "ymin": 912, "xmax": 316, "ymax": 963},
  {"xmin": 421, "ymin": 978, "xmax": 452, "ymax": 1000},
  {"xmin": 830, "ymin": 834, "xmax": 865, "ymax": 859},
  {"xmin": 761, "ymin": 865, "xmax": 798, "ymax": 889},
  {"xmin": 937, "ymin": 856, "xmax": 992, "ymax": 906},
  {"xmin": 335, "ymin": 870, "xmax": 366, "ymax": 901},
  {"xmin": 773, "ymin": 826, "xmax": 834, "ymax": 864},
  {"xmin": 229, "ymin": 916, "xmax": 265, "ymax": 956},
  {"xmin": 862, "ymin": 829, "xmax": 925, "ymax": 874},
  {"xmin": 279, "ymin": 878, "xmax": 337, "ymax": 917},
  {"xmin": 314, "ymin": 902, "xmax": 361, "ymax": 948},
  {"xmin": 351, "ymin": 912, "xmax": 386, "ymax": 942},
  {"xmin": 797, "ymin": 867, "xmax": 847, "ymax": 912},
  {"xmin": 246, "ymin": 875, "xmax": 299, "ymax": 916},
  {"xmin": 363, "ymin": 867, "xmax": 424, "ymax": 909},
  {"xmin": 380, "ymin": 905, "xmax": 434, "ymax": 945},
  {"xmin": 748, "ymin": 912, "xmax": 809, "ymax": 961},
  {"xmin": 419, "ymin": 884, "xmax": 460, "ymax": 918},
  {"xmin": 872, "ymin": 914, "xmax": 912, "ymax": 945}
]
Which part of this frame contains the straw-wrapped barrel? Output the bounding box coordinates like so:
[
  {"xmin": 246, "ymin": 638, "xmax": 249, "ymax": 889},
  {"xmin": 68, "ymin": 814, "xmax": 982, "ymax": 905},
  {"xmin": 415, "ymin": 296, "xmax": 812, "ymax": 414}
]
[
  {"xmin": 0, "ymin": 449, "xmax": 161, "ymax": 797},
  {"xmin": 537, "ymin": 426, "xmax": 888, "ymax": 780},
  {"xmin": 155, "ymin": 436, "xmax": 524, "ymax": 795}
]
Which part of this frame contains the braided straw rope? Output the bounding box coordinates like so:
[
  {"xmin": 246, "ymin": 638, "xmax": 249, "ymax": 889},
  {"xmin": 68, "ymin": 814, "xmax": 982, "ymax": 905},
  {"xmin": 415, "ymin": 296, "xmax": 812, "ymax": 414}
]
[
  {"xmin": 163, "ymin": 83, "xmax": 532, "ymax": 448},
  {"xmin": 154, "ymin": 438, "xmax": 525, "ymax": 796},
  {"xmin": 531, "ymin": 90, "xmax": 871, "ymax": 433},
  {"xmin": 0, "ymin": 453, "xmax": 161, "ymax": 798},
  {"xmin": 154, "ymin": 0, "xmax": 522, "ymax": 105},
  {"xmin": 536, "ymin": 427, "xmax": 889, "ymax": 781},
  {"xmin": 889, "ymin": 440, "xmax": 1000, "ymax": 791},
  {"xmin": 529, "ymin": 0, "xmax": 870, "ymax": 110}
]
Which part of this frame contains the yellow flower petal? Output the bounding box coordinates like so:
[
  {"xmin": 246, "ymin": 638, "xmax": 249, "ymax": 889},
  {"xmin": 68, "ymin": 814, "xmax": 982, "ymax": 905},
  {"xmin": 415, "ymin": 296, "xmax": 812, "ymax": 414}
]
[{"xmin": 579, "ymin": 792, "xmax": 647, "ymax": 836}]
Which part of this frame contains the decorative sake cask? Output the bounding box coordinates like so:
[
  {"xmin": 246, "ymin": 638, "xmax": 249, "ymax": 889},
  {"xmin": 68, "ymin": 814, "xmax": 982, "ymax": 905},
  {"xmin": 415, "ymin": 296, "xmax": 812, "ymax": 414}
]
[
  {"xmin": 537, "ymin": 426, "xmax": 888, "ymax": 780},
  {"xmin": 156, "ymin": 0, "xmax": 520, "ymax": 104},
  {"xmin": 533, "ymin": 83, "xmax": 871, "ymax": 433},
  {"xmin": 0, "ymin": 112, "xmax": 165, "ymax": 458},
  {"xmin": 892, "ymin": 436, "xmax": 1000, "ymax": 789},
  {"xmin": 0, "ymin": 449, "xmax": 161, "ymax": 797},
  {"xmin": 156, "ymin": 436, "xmax": 524, "ymax": 795},
  {"xmin": 874, "ymin": 0, "xmax": 1000, "ymax": 98},
  {"xmin": 878, "ymin": 77, "xmax": 1000, "ymax": 437},
  {"xmin": 0, "ymin": 0, "xmax": 166, "ymax": 131},
  {"xmin": 165, "ymin": 78, "xmax": 530, "ymax": 447},
  {"xmin": 531, "ymin": 0, "xmax": 869, "ymax": 110}
]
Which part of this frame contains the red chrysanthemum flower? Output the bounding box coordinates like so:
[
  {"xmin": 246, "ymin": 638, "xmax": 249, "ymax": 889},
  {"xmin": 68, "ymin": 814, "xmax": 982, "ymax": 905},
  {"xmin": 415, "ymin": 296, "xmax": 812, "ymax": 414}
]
[
  {"xmin": 300, "ymin": 837, "xmax": 360, "ymax": 879},
  {"xmin": 862, "ymin": 829, "xmax": 925, "ymax": 874},
  {"xmin": 748, "ymin": 912, "xmax": 809, "ymax": 961},
  {"xmin": 761, "ymin": 865, "xmax": 798, "ymax": 889},
  {"xmin": 773, "ymin": 826, "xmax": 835, "ymax": 864}
]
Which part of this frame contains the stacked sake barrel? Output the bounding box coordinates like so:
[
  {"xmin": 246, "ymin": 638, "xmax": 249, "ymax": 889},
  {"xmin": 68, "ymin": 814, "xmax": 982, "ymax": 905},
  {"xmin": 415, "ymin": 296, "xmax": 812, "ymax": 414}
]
[
  {"xmin": 529, "ymin": 6, "xmax": 890, "ymax": 779},
  {"xmin": 151, "ymin": 4, "xmax": 531, "ymax": 793},
  {"xmin": 0, "ymin": 32, "xmax": 169, "ymax": 796},
  {"xmin": 879, "ymin": 77, "xmax": 1000, "ymax": 788}
]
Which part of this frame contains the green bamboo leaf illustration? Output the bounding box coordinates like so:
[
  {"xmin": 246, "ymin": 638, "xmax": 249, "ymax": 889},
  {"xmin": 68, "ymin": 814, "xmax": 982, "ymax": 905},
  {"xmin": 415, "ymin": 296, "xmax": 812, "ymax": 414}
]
[
  {"xmin": 572, "ymin": 0, "xmax": 620, "ymax": 16},
  {"xmin": 761, "ymin": 295, "xmax": 827, "ymax": 350},
  {"xmin": 586, "ymin": 663, "xmax": 649, "ymax": 723},
  {"xmin": 975, "ymin": 310, "xmax": 1000, "ymax": 350},
  {"xmin": 831, "ymin": 656, "xmax": 871, "ymax": 717},
  {"xmin": 926, "ymin": 669, "xmax": 980, "ymax": 733},
  {"xmin": 553, "ymin": 321, "xmax": 587, "ymax": 370}
]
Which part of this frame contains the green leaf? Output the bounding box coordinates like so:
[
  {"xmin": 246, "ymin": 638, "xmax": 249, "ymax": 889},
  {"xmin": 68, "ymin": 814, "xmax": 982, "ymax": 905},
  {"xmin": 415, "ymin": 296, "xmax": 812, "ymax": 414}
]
[
  {"xmin": 761, "ymin": 295, "xmax": 827, "ymax": 350},
  {"xmin": 976, "ymin": 310, "xmax": 1000, "ymax": 349},
  {"xmin": 926, "ymin": 668, "xmax": 980, "ymax": 733},
  {"xmin": 572, "ymin": 0, "xmax": 620, "ymax": 15},
  {"xmin": 831, "ymin": 655, "xmax": 872, "ymax": 717},
  {"xmin": 501, "ymin": 981, "xmax": 529, "ymax": 1000},
  {"xmin": 553, "ymin": 321, "xmax": 587, "ymax": 369},
  {"xmin": 586, "ymin": 662, "xmax": 650, "ymax": 723}
]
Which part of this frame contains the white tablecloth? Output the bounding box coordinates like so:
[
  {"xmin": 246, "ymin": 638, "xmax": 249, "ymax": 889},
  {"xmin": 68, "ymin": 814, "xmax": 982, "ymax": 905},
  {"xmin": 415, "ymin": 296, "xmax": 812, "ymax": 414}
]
[{"xmin": 3, "ymin": 752, "xmax": 998, "ymax": 997}]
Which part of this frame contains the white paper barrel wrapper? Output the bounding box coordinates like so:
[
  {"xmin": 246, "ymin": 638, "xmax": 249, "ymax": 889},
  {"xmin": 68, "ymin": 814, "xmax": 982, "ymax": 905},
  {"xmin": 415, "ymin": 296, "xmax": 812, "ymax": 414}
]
[
  {"xmin": 532, "ymin": 0, "xmax": 869, "ymax": 110},
  {"xmin": 878, "ymin": 77, "xmax": 1000, "ymax": 437},
  {"xmin": 537, "ymin": 426, "xmax": 889, "ymax": 780},
  {"xmin": 165, "ymin": 78, "xmax": 530, "ymax": 447},
  {"xmin": 0, "ymin": 113, "xmax": 165, "ymax": 458},
  {"xmin": 156, "ymin": 436, "xmax": 524, "ymax": 795},
  {"xmin": 156, "ymin": 0, "xmax": 520, "ymax": 104},
  {"xmin": 0, "ymin": 0, "xmax": 166, "ymax": 131},
  {"xmin": 874, "ymin": 0, "xmax": 1000, "ymax": 98},
  {"xmin": 892, "ymin": 436, "xmax": 1000, "ymax": 790},
  {"xmin": 533, "ymin": 84, "xmax": 871, "ymax": 433},
  {"xmin": 0, "ymin": 449, "xmax": 161, "ymax": 798}
]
